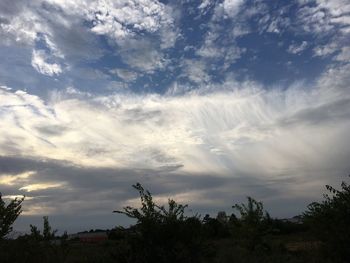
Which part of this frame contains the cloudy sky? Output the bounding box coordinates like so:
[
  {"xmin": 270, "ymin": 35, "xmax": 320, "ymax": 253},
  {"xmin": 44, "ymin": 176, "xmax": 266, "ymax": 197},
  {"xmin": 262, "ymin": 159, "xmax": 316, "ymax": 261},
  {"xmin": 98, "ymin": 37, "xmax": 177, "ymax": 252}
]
[{"xmin": 1, "ymin": 0, "xmax": 350, "ymax": 233}]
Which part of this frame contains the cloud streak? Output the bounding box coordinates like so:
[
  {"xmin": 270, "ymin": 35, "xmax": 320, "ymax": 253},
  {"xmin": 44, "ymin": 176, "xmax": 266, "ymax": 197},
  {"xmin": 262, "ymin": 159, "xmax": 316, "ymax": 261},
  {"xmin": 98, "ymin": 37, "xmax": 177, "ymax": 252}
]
[
  {"xmin": 0, "ymin": 0, "xmax": 349, "ymax": 233},
  {"xmin": 1, "ymin": 62, "xmax": 350, "ymax": 231}
]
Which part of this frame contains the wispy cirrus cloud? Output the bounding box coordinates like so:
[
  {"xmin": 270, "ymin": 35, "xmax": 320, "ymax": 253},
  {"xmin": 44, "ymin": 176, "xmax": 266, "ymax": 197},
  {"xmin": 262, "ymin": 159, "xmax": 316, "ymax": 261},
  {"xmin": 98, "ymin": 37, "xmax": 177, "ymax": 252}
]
[
  {"xmin": 1, "ymin": 61, "xmax": 350, "ymax": 229},
  {"xmin": 1, "ymin": 0, "xmax": 349, "ymax": 233}
]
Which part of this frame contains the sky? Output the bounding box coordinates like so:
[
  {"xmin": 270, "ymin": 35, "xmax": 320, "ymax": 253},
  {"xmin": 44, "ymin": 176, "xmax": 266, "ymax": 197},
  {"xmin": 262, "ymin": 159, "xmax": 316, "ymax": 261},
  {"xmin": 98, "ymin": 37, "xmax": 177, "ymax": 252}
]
[{"xmin": 0, "ymin": 0, "xmax": 350, "ymax": 234}]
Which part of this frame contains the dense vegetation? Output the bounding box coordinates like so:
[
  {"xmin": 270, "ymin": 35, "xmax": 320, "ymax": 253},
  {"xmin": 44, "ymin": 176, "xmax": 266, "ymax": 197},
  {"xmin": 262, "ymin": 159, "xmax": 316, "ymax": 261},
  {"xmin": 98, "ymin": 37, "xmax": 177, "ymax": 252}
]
[{"xmin": 0, "ymin": 176, "xmax": 349, "ymax": 263}]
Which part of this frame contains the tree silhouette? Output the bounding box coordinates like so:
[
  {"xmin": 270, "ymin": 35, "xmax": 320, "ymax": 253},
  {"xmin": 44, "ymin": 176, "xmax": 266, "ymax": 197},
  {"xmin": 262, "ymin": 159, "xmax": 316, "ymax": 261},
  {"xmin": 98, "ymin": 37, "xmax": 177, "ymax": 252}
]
[
  {"xmin": 113, "ymin": 183, "xmax": 204, "ymax": 263},
  {"xmin": 29, "ymin": 224, "xmax": 41, "ymax": 241},
  {"xmin": 28, "ymin": 216, "xmax": 57, "ymax": 241},
  {"xmin": 232, "ymin": 196, "xmax": 271, "ymax": 251},
  {"xmin": 0, "ymin": 193, "xmax": 24, "ymax": 239},
  {"xmin": 43, "ymin": 216, "xmax": 56, "ymax": 241},
  {"xmin": 114, "ymin": 183, "xmax": 188, "ymax": 223},
  {"xmin": 233, "ymin": 196, "xmax": 270, "ymax": 225},
  {"xmin": 303, "ymin": 176, "xmax": 350, "ymax": 261}
]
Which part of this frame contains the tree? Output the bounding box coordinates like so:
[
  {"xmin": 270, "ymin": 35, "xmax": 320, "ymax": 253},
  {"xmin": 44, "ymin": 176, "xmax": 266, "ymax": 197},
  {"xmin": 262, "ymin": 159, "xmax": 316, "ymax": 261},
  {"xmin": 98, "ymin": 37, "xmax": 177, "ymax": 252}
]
[
  {"xmin": 114, "ymin": 183, "xmax": 188, "ymax": 224},
  {"xmin": 216, "ymin": 211, "xmax": 228, "ymax": 224},
  {"xmin": 202, "ymin": 213, "xmax": 230, "ymax": 239},
  {"xmin": 0, "ymin": 193, "xmax": 24, "ymax": 239},
  {"xmin": 113, "ymin": 183, "xmax": 204, "ymax": 263},
  {"xmin": 29, "ymin": 224, "xmax": 41, "ymax": 241},
  {"xmin": 233, "ymin": 197, "xmax": 270, "ymax": 225},
  {"xmin": 43, "ymin": 216, "xmax": 56, "ymax": 241},
  {"xmin": 232, "ymin": 197, "xmax": 271, "ymax": 251},
  {"xmin": 27, "ymin": 216, "xmax": 57, "ymax": 242},
  {"xmin": 303, "ymin": 176, "xmax": 350, "ymax": 261}
]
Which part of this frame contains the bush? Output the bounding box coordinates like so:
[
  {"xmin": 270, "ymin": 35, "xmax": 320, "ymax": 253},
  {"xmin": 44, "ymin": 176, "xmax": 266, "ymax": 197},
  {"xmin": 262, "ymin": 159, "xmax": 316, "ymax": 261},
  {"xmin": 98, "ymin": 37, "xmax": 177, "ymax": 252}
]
[
  {"xmin": 114, "ymin": 183, "xmax": 206, "ymax": 263},
  {"xmin": 303, "ymin": 176, "xmax": 350, "ymax": 262},
  {"xmin": 231, "ymin": 197, "xmax": 272, "ymax": 251}
]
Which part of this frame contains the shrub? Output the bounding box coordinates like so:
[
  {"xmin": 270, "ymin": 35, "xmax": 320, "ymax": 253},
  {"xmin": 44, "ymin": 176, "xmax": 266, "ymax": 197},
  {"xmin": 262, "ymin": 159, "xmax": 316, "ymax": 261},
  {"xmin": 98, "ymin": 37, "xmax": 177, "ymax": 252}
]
[
  {"xmin": 303, "ymin": 176, "xmax": 350, "ymax": 261},
  {"xmin": 114, "ymin": 183, "xmax": 205, "ymax": 263}
]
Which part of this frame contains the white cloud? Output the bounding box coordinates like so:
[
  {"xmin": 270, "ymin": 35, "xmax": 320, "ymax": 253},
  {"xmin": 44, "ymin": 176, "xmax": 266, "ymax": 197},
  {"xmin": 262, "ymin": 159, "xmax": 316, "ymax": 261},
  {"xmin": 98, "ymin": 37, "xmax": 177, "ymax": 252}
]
[
  {"xmin": 45, "ymin": 0, "xmax": 176, "ymax": 47},
  {"xmin": 288, "ymin": 41, "xmax": 308, "ymax": 54},
  {"xmin": 231, "ymin": 25, "xmax": 250, "ymax": 38},
  {"xmin": 0, "ymin": 171, "xmax": 35, "ymax": 186},
  {"xmin": 263, "ymin": 15, "xmax": 291, "ymax": 35},
  {"xmin": 315, "ymin": 0, "xmax": 350, "ymax": 16},
  {"xmin": 220, "ymin": 0, "xmax": 245, "ymax": 19},
  {"xmin": 196, "ymin": 24, "xmax": 244, "ymax": 70},
  {"xmin": 90, "ymin": 0, "xmax": 174, "ymax": 40},
  {"xmin": 313, "ymin": 42, "xmax": 338, "ymax": 57},
  {"xmin": 331, "ymin": 15, "xmax": 350, "ymax": 25},
  {"xmin": 312, "ymin": 41, "xmax": 350, "ymax": 62},
  {"xmin": 199, "ymin": 0, "xmax": 211, "ymax": 10},
  {"xmin": 19, "ymin": 182, "xmax": 65, "ymax": 192},
  {"xmin": 159, "ymin": 26, "xmax": 179, "ymax": 49},
  {"xmin": 297, "ymin": 0, "xmax": 350, "ymax": 33},
  {"xmin": 335, "ymin": 46, "xmax": 350, "ymax": 62},
  {"xmin": 42, "ymin": 34, "xmax": 64, "ymax": 59},
  {"xmin": 296, "ymin": 0, "xmax": 350, "ymax": 62},
  {"xmin": 1, "ymin": 65, "xmax": 349, "ymax": 176},
  {"xmin": 125, "ymin": 189, "xmax": 221, "ymax": 208},
  {"xmin": 82, "ymin": 0, "xmax": 176, "ymax": 71},
  {"xmin": 1, "ymin": 0, "xmax": 350, "ymax": 222},
  {"xmin": 0, "ymin": 6, "xmax": 42, "ymax": 45},
  {"xmin": 109, "ymin": 68, "xmax": 139, "ymax": 82},
  {"xmin": 1, "ymin": 64, "xmax": 350, "ymax": 220},
  {"xmin": 181, "ymin": 59, "xmax": 210, "ymax": 84},
  {"xmin": 0, "ymin": 0, "xmax": 178, "ymax": 77},
  {"xmin": 31, "ymin": 49, "xmax": 62, "ymax": 76},
  {"xmin": 121, "ymin": 40, "xmax": 168, "ymax": 73},
  {"xmin": 297, "ymin": 6, "xmax": 334, "ymax": 34},
  {"xmin": 0, "ymin": 85, "xmax": 11, "ymax": 91},
  {"xmin": 316, "ymin": 63, "xmax": 350, "ymax": 93},
  {"xmin": 195, "ymin": 0, "xmax": 248, "ymax": 73},
  {"xmin": 196, "ymin": 31, "xmax": 221, "ymax": 58}
]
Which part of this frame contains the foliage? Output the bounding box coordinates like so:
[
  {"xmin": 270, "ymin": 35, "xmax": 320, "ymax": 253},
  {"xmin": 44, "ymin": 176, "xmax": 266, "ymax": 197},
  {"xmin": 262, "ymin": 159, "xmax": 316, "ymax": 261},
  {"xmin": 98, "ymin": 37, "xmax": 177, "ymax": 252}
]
[
  {"xmin": 43, "ymin": 216, "xmax": 56, "ymax": 241},
  {"xmin": 233, "ymin": 196, "xmax": 270, "ymax": 225},
  {"xmin": 114, "ymin": 183, "xmax": 188, "ymax": 224},
  {"xmin": 114, "ymin": 183, "xmax": 205, "ymax": 263},
  {"xmin": 303, "ymin": 176, "xmax": 350, "ymax": 261},
  {"xmin": 232, "ymin": 196, "xmax": 272, "ymax": 251},
  {"xmin": 29, "ymin": 224, "xmax": 41, "ymax": 241},
  {"xmin": 0, "ymin": 193, "xmax": 24, "ymax": 239},
  {"xmin": 27, "ymin": 216, "xmax": 57, "ymax": 242},
  {"xmin": 202, "ymin": 214, "xmax": 230, "ymax": 239},
  {"xmin": 216, "ymin": 211, "xmax": 229, "ymax": 224},
  {"xmin": 3, "ymin": 178, "xmax": 350, "ymax": 262}
]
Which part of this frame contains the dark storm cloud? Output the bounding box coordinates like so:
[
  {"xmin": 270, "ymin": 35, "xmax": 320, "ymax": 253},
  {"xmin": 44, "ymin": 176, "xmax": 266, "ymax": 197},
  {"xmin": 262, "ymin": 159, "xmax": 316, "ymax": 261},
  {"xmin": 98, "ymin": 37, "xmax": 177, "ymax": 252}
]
[
  {"xmin": 0, "ymin": 155, "xmax": 289, "ymax": 205},
  {"xmin": 0, "ymin": 155, "xmax": 306, "ymax": 213},
  {"xmin": 2, "ymin": 150, "xmax": 349, "ymax": 232},
  {"xmin": 0, "ymin": 155, "xmax": 227, "ymax": 193}
]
